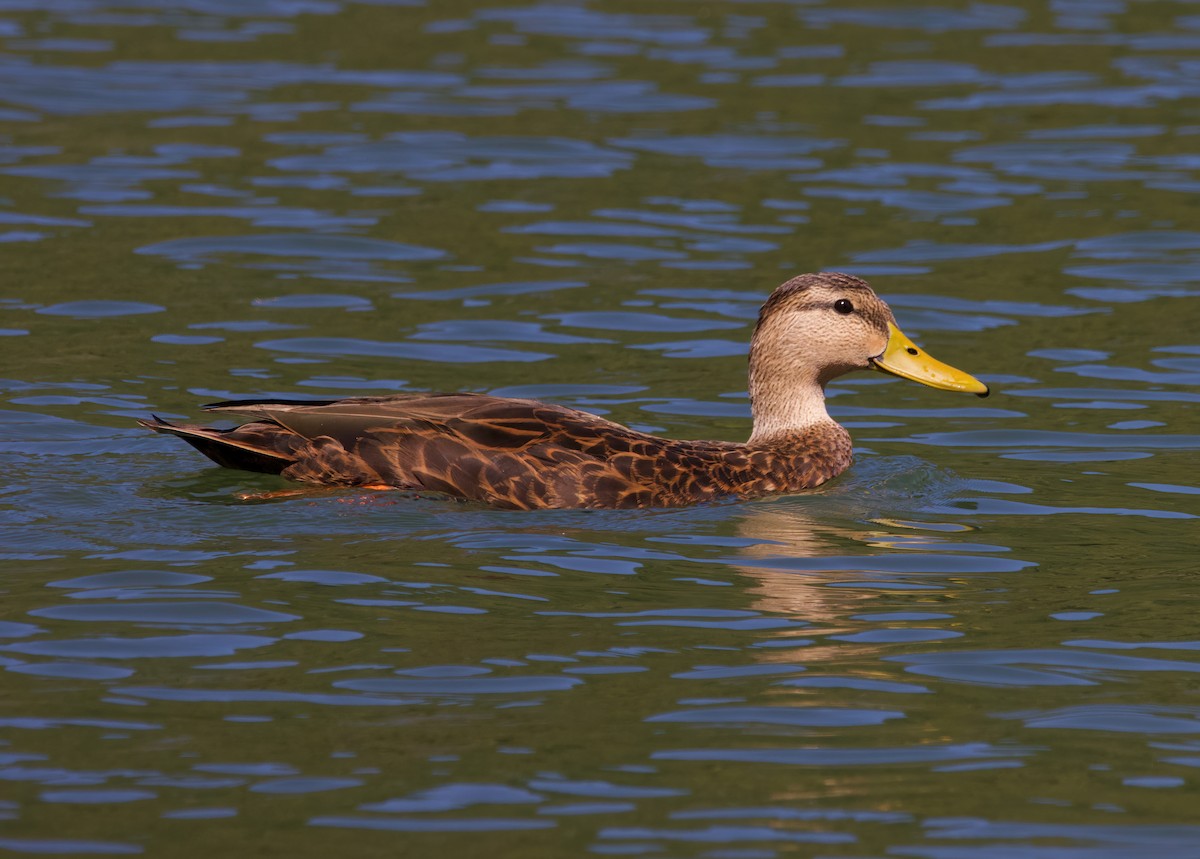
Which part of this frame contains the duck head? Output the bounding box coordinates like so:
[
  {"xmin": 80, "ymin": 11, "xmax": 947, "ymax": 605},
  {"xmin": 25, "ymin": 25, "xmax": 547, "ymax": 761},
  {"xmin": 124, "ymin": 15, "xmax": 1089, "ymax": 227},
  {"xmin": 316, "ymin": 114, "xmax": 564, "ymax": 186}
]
[{"xmin": 747, "ymin": 272, "xmax": 988, "ymax": 443}]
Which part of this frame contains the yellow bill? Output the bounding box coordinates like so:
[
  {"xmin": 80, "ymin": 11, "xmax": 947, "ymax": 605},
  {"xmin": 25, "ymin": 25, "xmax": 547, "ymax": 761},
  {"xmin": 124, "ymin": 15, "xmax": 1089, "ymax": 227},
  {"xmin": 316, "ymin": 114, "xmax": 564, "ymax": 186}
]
[{"xmin": 871, "ymin": 322, "xmax": 989, "ymax": 397}]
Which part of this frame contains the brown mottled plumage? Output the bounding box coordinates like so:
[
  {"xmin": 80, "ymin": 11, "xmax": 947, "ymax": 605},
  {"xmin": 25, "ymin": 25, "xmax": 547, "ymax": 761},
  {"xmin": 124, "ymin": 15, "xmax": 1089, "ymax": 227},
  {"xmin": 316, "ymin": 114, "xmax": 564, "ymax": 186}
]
[{"xmin": 139, "ymin": 273, "xmax": 988, "ymax": 509}]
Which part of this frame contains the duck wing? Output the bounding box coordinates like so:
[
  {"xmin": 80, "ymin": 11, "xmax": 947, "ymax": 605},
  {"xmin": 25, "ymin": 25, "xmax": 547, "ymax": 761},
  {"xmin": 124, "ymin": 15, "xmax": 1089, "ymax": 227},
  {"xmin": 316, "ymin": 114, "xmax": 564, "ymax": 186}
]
[
  {"xmin": 203, "ymin": 393, "xmax": 579, "ymax": 452},
  {"xmin": 198, "ymin": 393, "xmax": 684, "ymax": 508}
]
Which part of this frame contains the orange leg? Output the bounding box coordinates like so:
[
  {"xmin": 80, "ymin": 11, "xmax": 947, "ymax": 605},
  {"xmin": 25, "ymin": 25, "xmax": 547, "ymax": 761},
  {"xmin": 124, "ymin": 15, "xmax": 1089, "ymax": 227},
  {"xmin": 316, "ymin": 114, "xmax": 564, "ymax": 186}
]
[{"xmin": 235, "ymin": 483, "xmax": 396, "ymax": 503}]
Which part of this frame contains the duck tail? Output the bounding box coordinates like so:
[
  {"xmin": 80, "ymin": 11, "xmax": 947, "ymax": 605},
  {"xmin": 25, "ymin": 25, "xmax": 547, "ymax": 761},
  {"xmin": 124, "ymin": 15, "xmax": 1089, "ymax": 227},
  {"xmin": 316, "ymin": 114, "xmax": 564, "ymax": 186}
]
[{"xmin": 138, "ymin": 415, "xmax": 296, "ymax": 475}]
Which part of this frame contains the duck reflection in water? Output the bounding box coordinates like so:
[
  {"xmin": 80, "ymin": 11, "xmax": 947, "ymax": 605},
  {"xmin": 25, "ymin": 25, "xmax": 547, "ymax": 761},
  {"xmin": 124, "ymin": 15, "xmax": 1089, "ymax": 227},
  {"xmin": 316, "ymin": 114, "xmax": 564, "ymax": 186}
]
[
  {"xmin": 727, "ymin": 491, "xmax": 976, "ymax": 653},
  {"xmin": 141, "ymin": 273, "xmax": 988, "ymax": 509}
]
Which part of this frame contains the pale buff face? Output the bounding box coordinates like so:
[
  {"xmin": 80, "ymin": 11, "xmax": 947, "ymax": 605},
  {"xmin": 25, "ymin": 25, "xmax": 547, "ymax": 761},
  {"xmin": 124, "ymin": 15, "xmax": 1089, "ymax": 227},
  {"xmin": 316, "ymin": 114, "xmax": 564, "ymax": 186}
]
[{"xmin": 749, "ymin": 273, "xmax": 894, "ymax": 389}]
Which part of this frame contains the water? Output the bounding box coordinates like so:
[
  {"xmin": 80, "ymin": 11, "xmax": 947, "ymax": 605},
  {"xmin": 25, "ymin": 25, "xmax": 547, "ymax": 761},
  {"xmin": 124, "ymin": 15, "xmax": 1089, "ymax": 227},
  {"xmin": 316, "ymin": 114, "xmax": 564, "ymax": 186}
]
[{"xmin": 1, "ymin": 0, "xmax": 1199, "ymax": 855}]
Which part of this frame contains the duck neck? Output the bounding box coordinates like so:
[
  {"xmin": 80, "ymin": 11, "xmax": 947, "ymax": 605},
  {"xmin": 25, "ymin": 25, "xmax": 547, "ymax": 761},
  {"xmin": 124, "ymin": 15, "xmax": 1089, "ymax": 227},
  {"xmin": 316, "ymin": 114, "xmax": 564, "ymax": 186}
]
[{"xmin": 747, "ymin": 374, "xmax": 839, "ymax": 447}]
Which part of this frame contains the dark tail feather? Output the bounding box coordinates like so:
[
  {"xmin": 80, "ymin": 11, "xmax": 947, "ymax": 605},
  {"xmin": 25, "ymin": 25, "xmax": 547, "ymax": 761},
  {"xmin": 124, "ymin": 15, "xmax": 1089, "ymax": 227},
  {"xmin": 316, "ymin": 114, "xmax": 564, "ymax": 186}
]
[
  {"xmin": 203, "ymin": 397, "xmax": 340, "ymax": 412},
  {"xmin": 138, "ymin": 416, "xmax": 295, "ymax": 475}
]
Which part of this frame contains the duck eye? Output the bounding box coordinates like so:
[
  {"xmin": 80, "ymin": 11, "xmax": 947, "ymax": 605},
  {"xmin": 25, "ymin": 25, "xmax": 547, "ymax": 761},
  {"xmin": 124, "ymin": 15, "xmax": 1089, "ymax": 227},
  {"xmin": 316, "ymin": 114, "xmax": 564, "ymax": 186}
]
[{"xmin": 833, "ymin": 298, "xmax": 854, "ymax": 315}]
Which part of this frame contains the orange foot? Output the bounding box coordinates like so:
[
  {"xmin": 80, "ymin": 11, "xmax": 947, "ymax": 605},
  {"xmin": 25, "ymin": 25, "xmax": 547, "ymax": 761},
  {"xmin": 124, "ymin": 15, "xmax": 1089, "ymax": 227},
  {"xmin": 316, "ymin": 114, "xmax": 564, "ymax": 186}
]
[{"xmin": 235, "ymin": 483, "xmax": 397, "ymax": 503}]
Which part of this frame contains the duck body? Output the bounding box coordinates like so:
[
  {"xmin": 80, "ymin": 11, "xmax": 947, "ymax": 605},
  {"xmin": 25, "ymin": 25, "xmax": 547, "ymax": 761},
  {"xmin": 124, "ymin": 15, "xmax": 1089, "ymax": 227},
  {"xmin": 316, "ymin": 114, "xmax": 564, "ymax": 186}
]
[
  {"xmin": 141, "ymin": 393, "xmax": 852, "ymax": 509},
  {"xmin": 141, "ymin": 273, "xmax": 987, "ymax": 510}
]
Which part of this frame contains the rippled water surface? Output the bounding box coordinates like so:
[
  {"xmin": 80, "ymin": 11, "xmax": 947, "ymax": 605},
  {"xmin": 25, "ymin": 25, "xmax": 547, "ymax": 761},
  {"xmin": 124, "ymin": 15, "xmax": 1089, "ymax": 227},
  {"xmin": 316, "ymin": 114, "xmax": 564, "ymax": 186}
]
[{"xmin": 2, "ymin": 0, "xmax": 1199, "ymax": 856}]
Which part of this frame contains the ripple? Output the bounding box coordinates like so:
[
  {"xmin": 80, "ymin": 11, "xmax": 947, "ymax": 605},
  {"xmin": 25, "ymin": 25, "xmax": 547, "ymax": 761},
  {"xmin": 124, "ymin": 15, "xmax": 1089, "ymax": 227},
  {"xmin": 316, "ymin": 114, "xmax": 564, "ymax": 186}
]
[
  {"xmin": 723, "ymin": 552, "xmax": 1031, "ymax": 575},
  {"xmin": 283, "ymin": 629, "xmax": 361, "ymax": 642},
  {"xmin": 413, "ymin": 319, "xmax": 607, "ymax": 345},
  {"xmin": 647, "ymin": 706, "xmax": 904, "ymax": 727},
  {"xmin": 114, "ymin": 687, "xmax": 417, "ymax": 707},
  {"xmin": 395, "ymin": 665, "xmax": 491, "ymax": 677},
  {"xmin": 610, "ymin": 134, "xmax": 840, "ymax": 170},
  {"xmin": 310, "ymin": 816, "xmax": 554, "ymax": 832},
  {"xmin": 5, "ymin": 161, "xmax": 197, "ymax": 201},
  {"xmin": 37, "ymin": 301, "xmax": 164, "ymax": 318},
  {"xmin": 538, "ymin": 801, "xmax": 633, "ymax": 816},
  {"xmin": 0, "ymin": 837, "xmax": 141, "ymax": 855},
  {"xmin": 1129, "ymin": 482, "xmax": 1200, "ymax": 496},
  {"xmin": 8, "ymin": 663, "xmax": 133, "ymax": 680},
  {"xmin": 161, "ymin": 808, "xmax": 237, "ymax": 820},
  {"xmin": 28, "ymin": 603, "xmax": 299, "ymax": 625},
  {"xmin": 254, "ymin": 337, "xmax": 552, "ymax": 363},
  {"xmin": 450, "ymin": 80, "xmax": 713, "ymax": 114},
  {"xmin": 334, "ymin": 676, "xmax": 582, "ymax": 695},
  {"xmin": 80, "ymin": 204, "xmax": 370, "ymax": 230},
  {"xmin": 893, "ymin": 648, "xmax": 1200, "ymax": 687},
  {"xmin": 600, "ymin": 208, "xmax": 789, "ymax": 235},
  {"xmin": 778, "ymin": 676, "xmax": 932, "ymax": 694},
  {"xmin": 249, "ymin": 777, "xmax": 362, "ymax": 794},
  {"xmin": 257, "ymin": 570, "xmax": 387, "ymax": 586},
  {"xmin": 548, "ymin": 311, "xmax": 742, "ymax": 334},
  {"xmin": 396, "ymin": 280, "xmax": 586, "ymax": 301},
  {"xmin": 1075, "ymin": 230, "xmax": 1200, "ymax": 254},
  {"xmin": 672, "ymin": 664, "xmax": 807, "ymax": 680},
  {"xmin": 852, "ymin": 238, "xmax": 1068, "ymax": 263},
  {"xmin": 830, "ymin": 628, "xmax": 962, "ymax": 644},
  {"xmin": 269, "ymin": 133, "xmax": 633, "ymax": 181},
  {"xmin": 0, "ymin": 621, "xmax": 43, "ymax": 638},
  {"xmin": 0, "ymin": 58, "xmax": 458, "ymax": 116},
  {"xmin": 883, "ymin": 429, "xmax": 1200, "ymax": 450},
  {"xmin": 633, "ymin": 338, "xmax": 746, "ymax": 359},
  {"xmin": 914, "ymin": 818, "xmax": 1200, "ymax": 850},
  {"xmin": 800, "ymin": 5, "xmax": 1026, "ymax": 31},
  {"xmin": 839, "ymin": 61, "xmax": 992, "ymax": 88},
  {"xmin": 952, "ymin": 140, "xmax": 1146, "ymax": 180},
  {"xmin": 599, "ymin": 824, "xmax": 854, "ymax": 845},
  {"xmin": 654, "ymin": 742, "xmax": 1032, "ymax": 766},
  {"xmin": 535, "ymin": 241, "xmax": 688, "ymax": 262},
  {"xmin": 506, "ymin": 219, "xmax": 679, "ymax": 239},
  {"xmin": 673, "ymin": 806, "xmax": 911, "ymax": 823},
  {"xmin": 49, "ymin": 571, "xmax": 210, "ymax": 589},
  {"xmin": 1065, "ymin": 263, "xmax": 1200, "ymax": 286},
  {"xmin": 476, "ymin": 4, "xmax": 708, "ymax": 45},
  {"xmin": 528, "ymin": 779, "xmax": 684, "ymax": 799},
  {"xmin": 138, "ymin": 233, "xmax": 448, "ymax": 266},
  {"xmin": 1003, "ymin": 705, "xmax": 1200, "ymax": 734},
  {"xmin": 804, "ymin": 186, "xmax": 1009, "ymax": 214},
  {"xmin": 363, "ymin": 783, "xmax": 544, "ymax": 813},
  {"xmin": 252, "ymin": 294, "xmax": 373, "ymax": 310},
  {"xmin": 40, "ymin": 789, "xmax": 156, "ymax": 804},
  {"xmin": 0, "ymin": 717, "xmax": 159, "ymax": 731},
  {"xmin": 3, "ymin": 634, "xmax": 274, "ymax": 659}
]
